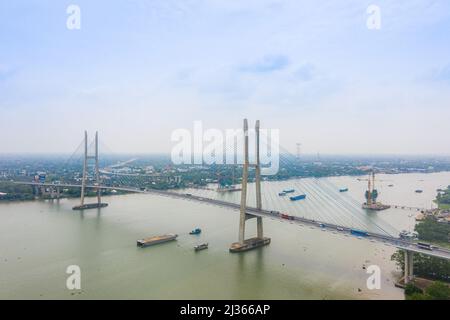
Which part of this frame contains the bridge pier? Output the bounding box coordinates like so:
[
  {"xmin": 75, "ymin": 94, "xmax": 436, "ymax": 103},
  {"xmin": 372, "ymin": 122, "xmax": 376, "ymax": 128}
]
[
  {"xmin": 73, "ymin": 131, "xmax": 108, "ymax": 211},
  {"xmin": 404, "ymin": 250, "xmax": 414, "ymax": 284},
  {"xmin": 230, "ymin": 119, "xmax": 270, "ymax": 253}
]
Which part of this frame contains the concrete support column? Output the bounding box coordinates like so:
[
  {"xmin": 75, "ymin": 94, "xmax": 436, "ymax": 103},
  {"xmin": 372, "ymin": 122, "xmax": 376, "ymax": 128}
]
[
  {"xmin": 404, "ymin": 250, "xmax": 414, "ymax": 284},
  {"xmin": 257, "ymin": 217, "xmax": 263, "ymax": 238},
  {"xmin": 80, "ymin": 131, "xmax": 87, "ymax": 206},
  {"xmin": 95, "ymin": 131, "xmax": 102, "ymax": 205},
  {"xmin": 255, "ymin": 120, "xmax": 263, "ymax": 239}
]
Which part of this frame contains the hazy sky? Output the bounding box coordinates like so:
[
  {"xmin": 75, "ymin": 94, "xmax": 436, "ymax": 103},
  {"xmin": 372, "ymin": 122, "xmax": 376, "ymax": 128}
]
[{"xmin": 1, "ymin": 0, "xmax": 450, "ymax": 155}]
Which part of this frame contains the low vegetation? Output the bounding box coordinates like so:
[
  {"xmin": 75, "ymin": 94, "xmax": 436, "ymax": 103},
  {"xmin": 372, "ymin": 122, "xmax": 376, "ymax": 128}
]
[
  {"xmin": 405, "ymin": 282, "xmax": 450, "ymax": 300},
  {"xmin": 0, "ymin": 182, "xmax": 34, "ymax": 201}
]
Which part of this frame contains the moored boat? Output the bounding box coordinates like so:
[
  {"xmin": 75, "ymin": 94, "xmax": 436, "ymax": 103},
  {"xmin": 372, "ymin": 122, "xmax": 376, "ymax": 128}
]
[
  {"xmin": 189, "ymin": 228, "xmax": 202, "ymax": 235},
  {"xmin": 137, "ymin": 234, "xmax": 178, "ymax": 247},
  {"xmin": 194, "ymin": 243, "xmax": 208, "ymax": 251}
]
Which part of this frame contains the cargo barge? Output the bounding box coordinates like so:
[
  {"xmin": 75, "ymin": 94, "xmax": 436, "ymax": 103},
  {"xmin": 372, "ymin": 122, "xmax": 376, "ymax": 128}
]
[
  {"xmin": 137, "ymin": 234, "xmax": 178, "ymax": 247},
  {"xmin": 72, "ymin": 203, "xmax": 108, "ymax": 210},
  {"xmin": 229, "ymin": 237, "xmax": 271, "ymax": 253}
]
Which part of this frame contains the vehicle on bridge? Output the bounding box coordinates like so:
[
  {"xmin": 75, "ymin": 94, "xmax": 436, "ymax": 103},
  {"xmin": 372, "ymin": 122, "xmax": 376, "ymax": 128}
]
[
  {"xmin": 399, "ymin": 230, "xmax": 417, "ymax": 240},
  {"xmin": 350, "ymin": 229, "xmax": 369, "ymax": 237},
  {"xmin": 417, "ymin": 242, "xmax": 433, "ymax": 250},
  {"xmin": 280, "ymin": 213, "xmax": 295, "ymax": 220}
]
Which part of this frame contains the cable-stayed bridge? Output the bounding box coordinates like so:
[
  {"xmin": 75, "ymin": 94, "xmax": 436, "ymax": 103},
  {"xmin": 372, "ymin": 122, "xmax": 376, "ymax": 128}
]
[{"xmin": 10, "ymin": 120, "xmax": 450, "ymax": 285}]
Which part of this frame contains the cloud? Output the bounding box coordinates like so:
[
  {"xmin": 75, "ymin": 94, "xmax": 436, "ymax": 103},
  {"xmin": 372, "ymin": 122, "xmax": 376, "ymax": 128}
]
[
  {"xmin": 293, "ymin": 63, "xmax": 316, "ymax": 82},
  {"xmin": 429, "ymin": 64, "xmax": 450, "ymax": 83},
  {"xmin": 238, "ymin": 54, "xmax": 290, "ymax": 73},
  {"xmin": 0, "ymin": 64, "xmax": 16, "ymax": 82}
]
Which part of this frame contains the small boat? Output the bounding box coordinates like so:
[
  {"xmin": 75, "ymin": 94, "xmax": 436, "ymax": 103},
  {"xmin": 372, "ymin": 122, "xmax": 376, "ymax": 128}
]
[
  {"xmin": 339, "ymin": 188, "xmax": 348, "ymax": 192},
  {"xmin": 415, "ymin": 190, "xmax": 423, "ymax": 193},
  {"xmin": 194, "ymin": 243, "xmax": 208, "ymax": 251},
  {"xmin": 290, "ymin": 194, "xmax": 306, "ymax": 201},
  {"xmin": 189, "ymin": 228, "xmax": 202, "ymax": 235}
]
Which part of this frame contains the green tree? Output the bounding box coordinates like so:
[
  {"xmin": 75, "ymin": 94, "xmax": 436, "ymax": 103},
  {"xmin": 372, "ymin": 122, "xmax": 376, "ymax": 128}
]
[
  {"xmin": 391, "ymin": 250, "xmax": 450, "ymax": 282},
  {"xmin": 415, "ymin": 216, "xmax": 450, "ymax": 242}
]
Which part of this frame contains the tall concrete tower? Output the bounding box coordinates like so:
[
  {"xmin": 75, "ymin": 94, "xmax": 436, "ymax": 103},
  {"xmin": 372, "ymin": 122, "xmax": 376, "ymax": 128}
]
[
  {"xmin": 230, "ymin": 119, "xmax": 271, "ymax": 252},
  {"xmin": 73, "ymin": 131, "xmax": 108, "ymax": 210}
]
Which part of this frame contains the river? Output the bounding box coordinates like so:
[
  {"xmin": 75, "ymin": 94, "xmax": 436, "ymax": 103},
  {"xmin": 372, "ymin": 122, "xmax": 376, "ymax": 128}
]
[{"xmin": 1, "ymin": 172, "xmax": 449, "ymax": 299}]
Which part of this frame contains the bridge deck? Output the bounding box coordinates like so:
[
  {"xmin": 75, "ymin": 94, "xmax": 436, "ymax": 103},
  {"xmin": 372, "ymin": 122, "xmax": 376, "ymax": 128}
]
[{"xmin": 15, "ymin": 181, "xmax": 450, "ymax": 260}]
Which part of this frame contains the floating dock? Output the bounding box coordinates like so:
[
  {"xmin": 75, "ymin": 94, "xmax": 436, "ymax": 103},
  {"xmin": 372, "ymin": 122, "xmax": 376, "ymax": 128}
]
[
  {"xmin": 229, "ymin": 237, "xmax": 271, "ymax": 253},
  {"xmin": 362, "ymin": 203, "xmax": 390, "ymax": 211},
  {"xmin": 137, "ymin": 234, "xmax": 178, "ymax": 247},
  {"xmin": 72, "ymin": 203, "xmax": 108, "ymax": 210}
]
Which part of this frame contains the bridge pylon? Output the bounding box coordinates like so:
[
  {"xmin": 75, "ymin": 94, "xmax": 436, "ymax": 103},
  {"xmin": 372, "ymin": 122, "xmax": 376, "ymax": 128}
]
[
  {"xmin": 73, "ymin": 131, "xmax": 108, "ymax": 210},
  {"xmin": 229, "ymin": 119, "xmax": 271, "ymax": 252}
]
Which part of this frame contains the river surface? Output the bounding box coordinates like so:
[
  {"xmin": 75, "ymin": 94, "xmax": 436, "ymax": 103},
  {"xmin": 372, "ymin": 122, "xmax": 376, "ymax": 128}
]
[{"xmin": 1, "ymin": 172, "xmax": 449, "ymax": 299}]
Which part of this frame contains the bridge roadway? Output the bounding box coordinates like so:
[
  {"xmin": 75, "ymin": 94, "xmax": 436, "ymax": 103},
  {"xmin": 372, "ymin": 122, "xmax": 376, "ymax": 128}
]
[{"xmin": 17, "ymin": 181, "xmax": 450, "ymax": 260}]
